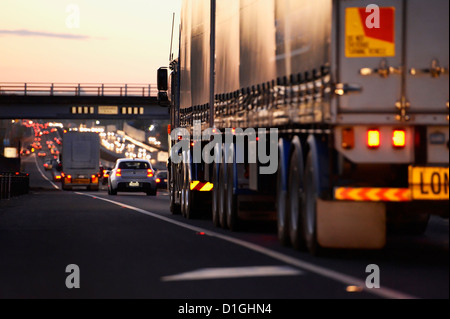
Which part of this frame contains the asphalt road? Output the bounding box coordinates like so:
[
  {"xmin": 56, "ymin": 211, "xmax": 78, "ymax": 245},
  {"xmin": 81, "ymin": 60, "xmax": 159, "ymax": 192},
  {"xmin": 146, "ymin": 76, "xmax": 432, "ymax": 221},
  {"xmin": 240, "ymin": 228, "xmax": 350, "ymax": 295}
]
[{"xmin": 0, "ymin": 154, "xmax": 448, "ymax": 299}]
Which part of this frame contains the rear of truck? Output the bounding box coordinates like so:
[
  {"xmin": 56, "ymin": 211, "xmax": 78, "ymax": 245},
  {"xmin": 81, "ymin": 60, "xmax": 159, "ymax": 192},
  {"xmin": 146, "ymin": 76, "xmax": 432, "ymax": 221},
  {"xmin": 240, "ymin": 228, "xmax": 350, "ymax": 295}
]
[
  {"xmin": 331, "ymin": 0, "xmax": 449, "ymax": 232},
  {"xmin": 163, "ymin": 0, "xmax": 448, "ymax": 254},
  {"xmin": 62, "ymin": 132, "xmax": 100, "ymax": 191}
]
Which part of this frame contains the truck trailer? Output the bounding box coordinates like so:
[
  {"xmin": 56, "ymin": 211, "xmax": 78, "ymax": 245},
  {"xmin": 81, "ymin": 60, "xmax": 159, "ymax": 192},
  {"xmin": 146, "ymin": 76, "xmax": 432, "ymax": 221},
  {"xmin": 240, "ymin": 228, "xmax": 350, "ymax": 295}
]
[
  {"xmin": 62, "ymin": 131, "xmax": 100, "ymax": 191},
  {"xmin": 160, "ymin": 0, "xmax": 449, "ymax": 254}
]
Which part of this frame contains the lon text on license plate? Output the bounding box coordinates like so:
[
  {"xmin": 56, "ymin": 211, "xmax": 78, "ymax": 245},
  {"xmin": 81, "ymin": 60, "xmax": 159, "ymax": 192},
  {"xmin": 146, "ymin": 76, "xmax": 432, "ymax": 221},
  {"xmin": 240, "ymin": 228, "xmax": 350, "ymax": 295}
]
[{"xmin": 409, "ymin": 167, "xmax": 449, "ymax": 200}]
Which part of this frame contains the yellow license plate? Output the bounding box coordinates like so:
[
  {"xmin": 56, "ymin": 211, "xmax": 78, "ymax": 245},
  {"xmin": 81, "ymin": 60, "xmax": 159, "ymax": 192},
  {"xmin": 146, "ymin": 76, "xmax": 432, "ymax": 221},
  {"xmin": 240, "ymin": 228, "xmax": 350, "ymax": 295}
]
[{"xmin": 409, "ymin": 166, "xmax": 449, "ymax": 200}]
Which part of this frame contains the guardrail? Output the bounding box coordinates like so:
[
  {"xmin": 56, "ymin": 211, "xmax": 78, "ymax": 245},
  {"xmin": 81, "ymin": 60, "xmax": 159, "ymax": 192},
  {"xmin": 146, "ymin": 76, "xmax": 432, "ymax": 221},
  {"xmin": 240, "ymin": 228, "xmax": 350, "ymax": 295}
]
[
  {"xmin": 0, "ymin": 172, "xmax": 30, "ymax": 200},
  {"xmin": 0, "ymin": 83, "xmax": 158, "ymax": 97}
]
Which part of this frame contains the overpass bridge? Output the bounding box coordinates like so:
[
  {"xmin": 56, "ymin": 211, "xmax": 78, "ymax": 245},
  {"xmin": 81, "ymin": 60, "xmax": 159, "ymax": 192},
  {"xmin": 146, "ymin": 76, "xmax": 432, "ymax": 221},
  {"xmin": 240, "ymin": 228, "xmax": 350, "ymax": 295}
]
[{"xmin": 0, "ymin": 82, "xmax": 169, "ymax": 120}]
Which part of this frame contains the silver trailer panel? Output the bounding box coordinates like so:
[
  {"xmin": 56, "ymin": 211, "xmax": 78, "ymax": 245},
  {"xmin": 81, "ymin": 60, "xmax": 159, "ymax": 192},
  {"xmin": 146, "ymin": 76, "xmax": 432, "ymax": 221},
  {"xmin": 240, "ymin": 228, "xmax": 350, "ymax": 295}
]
[
  {"xmin": 215, "ymin": 0, "xmax": 240, "ymax": 95},
  {"xmin": 275, "ymin": 0, "xmax": 332, "ymax": 78},
  {"xmin": 405, "ymin": 0, "xmax": 449, "ymax": 115},
  {"xmin": 239, "ymin": 0, "xmax": 276, "ymax": 89}
]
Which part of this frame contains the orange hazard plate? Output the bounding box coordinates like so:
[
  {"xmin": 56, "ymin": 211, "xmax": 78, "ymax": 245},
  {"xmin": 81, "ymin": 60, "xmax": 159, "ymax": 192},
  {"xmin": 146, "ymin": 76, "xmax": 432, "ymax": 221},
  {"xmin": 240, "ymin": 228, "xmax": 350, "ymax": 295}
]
[{"xmin": 409, "ymin": 167, "xmax": 449, "ymax": 200}]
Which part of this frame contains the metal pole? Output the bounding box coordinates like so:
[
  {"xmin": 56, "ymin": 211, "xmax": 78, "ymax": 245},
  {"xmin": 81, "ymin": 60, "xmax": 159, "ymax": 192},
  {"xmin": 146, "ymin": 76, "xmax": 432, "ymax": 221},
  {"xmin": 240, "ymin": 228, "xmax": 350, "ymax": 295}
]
[{"xmin": 209, "ymin": 0, "xmax": 216, "ymax": 129}]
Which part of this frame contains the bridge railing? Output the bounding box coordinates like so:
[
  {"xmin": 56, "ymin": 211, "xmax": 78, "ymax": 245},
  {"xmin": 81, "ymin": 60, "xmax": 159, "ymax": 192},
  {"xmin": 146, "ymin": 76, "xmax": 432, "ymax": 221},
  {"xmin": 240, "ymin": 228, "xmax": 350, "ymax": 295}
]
[
  {"xmin": 0, "ymin": 172, "xmax": 30, "ymax": 200},
  {"xmin": 0, "ymin": 83, "xmax": 158, "ymax": 98}
]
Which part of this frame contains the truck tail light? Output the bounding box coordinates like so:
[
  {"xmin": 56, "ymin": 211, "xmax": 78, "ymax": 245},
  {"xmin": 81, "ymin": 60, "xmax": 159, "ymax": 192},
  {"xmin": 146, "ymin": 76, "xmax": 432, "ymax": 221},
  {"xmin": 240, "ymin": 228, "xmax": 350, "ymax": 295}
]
[
  {"xmin": 367, "ymin": 129, "xmax": 381, "ymax": 149},
  {"xmin": 392, "ymin": 130, "xmax": 406, "ymax": 148},
  {"xmin": 91, "ymin": 175, "xmax": 98, "ymax": 183},
  {"xmin": 147, "ymin": 169, "xmax": 154, "ymax": 177},
  {"xmin": 116, "ymin": 169, "xmax": 122, "ymax": 177},
  {"xmin": 341, "ymin": 128, "xmax": 355, "ymax": 150}
]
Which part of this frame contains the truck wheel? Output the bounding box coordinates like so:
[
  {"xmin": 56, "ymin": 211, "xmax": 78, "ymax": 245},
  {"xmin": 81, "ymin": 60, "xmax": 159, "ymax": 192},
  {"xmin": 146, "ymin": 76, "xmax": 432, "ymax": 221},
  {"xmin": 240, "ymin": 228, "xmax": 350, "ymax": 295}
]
[
  {"xmin": 288, "ymin": 150, "xmax": 306, "ymax": 251},
  {"xmin": 302, "ymin": 153, "xmax": 321, "ymax": 255},
  {"xmin": 169, "ymin": 166, "xmax": 181, "ymax": 215},
  {"xmin": 184, "ymin": 185, "xmax": 196, "ymax": 219},
  {"xmin": 212, "ymin": 164, "xmax": 221, "ymax": 227},
  {"xmin": 218, "ymin": 162, "xmax": 227, "ymax": 228},
  {"xmin": 170, "ymin": 189, "xmax": 181, "ymax": 214},
  {"xmin": 277, "ymin": 157, "xmax": 289, "ymax": 246},
  {"xmin": 226, "ymin": 162, "xmax": 239, "ymax": 231},
  {"xmin": 181, "ymin": 164, "xmax": 187, "ymax": 218}
]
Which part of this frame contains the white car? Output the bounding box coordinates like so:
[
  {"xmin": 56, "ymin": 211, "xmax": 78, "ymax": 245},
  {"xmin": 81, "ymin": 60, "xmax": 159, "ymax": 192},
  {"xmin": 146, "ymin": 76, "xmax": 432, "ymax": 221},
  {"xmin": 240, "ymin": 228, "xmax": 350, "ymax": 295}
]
[{"xmin": 108, "ymin": 159, "xmax": 157, "ymax": 196}]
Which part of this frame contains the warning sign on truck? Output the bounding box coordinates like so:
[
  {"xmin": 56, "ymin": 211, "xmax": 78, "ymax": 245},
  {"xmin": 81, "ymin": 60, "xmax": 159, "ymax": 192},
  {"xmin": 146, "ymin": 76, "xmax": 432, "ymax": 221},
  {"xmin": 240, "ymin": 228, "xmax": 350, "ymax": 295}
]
[{"xmin": 346, "ymin": 7, "xmax": 395, "ymax": 58}]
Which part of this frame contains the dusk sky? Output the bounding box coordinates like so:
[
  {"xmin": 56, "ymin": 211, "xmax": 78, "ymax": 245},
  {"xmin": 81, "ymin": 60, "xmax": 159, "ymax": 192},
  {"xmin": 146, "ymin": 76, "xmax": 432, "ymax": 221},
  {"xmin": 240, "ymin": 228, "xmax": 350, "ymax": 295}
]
[{"xmin": 0, "ymin": 0, "xmax": 182, "ymax": 84}]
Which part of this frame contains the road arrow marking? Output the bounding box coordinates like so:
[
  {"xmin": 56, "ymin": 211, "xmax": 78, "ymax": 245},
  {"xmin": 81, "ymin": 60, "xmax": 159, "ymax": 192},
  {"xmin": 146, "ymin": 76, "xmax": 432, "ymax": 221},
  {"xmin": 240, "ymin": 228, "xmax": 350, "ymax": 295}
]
[{"xmin": 161, "ymin": 266, "xmax": 303, "ymax": 282}]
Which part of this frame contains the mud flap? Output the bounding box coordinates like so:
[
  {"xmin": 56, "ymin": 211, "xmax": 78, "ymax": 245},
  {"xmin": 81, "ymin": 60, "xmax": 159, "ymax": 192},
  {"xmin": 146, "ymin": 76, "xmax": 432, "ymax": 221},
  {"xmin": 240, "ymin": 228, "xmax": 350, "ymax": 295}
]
[{"xmin": 316, "ymin": 199, "xmax": 387, "ymax": 250}]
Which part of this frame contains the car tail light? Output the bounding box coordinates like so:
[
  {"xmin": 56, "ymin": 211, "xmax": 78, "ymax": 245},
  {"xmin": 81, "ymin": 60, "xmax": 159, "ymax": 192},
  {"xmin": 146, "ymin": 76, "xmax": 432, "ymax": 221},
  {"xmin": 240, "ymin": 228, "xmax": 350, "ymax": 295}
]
[
  {"xmin": 156, "ymin": 178, "xmax": 161, "ymax": 183},
  {"xmin": 367, "ymin": 129, "xmax": 381, "ymax": 149},
  {"xmin": 392, "ymin": 129, "xmax": 406, "ymax": 148},
  {"xmin": 116, "ymin": 169, "xmax": 122, "ymax": 177},
  {"xmin": 147, "ymin": 169, "xmax": 154, "ymax": 177},
  {"xmin": 55, "ymin": 175, "xmax": 62, "ymax": 180}
]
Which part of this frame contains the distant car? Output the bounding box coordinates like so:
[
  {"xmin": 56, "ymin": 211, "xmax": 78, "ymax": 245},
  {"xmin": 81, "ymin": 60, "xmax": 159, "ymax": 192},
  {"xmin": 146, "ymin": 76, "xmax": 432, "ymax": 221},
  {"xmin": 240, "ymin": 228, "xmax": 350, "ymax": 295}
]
[
  {"xmin": 20, "ymin": 149, "xmax": 31, "ymax": 156},
  {"xmin": 108, "ymin": 159, "xmax": 157, "ymax": 196},
  {"xmin": 43, "ymin": 161, "xmax": 53, "ymax": 170},
  {"xmin": 38, "ymin": 152, "xmax": 47, "ymax": 157},
  {"xmin": 155, "ymin": 170, "xmax": 168, "ymax": 190},
  {"xmin": 101, "ymin": 168, "xmax": 112, "ymax": 185}
]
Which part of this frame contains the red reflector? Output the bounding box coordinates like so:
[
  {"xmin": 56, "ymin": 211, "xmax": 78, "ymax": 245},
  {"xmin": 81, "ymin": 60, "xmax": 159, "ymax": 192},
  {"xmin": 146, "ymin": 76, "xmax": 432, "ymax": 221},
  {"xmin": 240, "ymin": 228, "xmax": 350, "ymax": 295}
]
[
  {"xmin": 393, "ymin": 130, "xmax": 406, "ymax": 148},
  {"xmin": 367, "ymin": 130, "xmax": 381, "ymax": 149}
]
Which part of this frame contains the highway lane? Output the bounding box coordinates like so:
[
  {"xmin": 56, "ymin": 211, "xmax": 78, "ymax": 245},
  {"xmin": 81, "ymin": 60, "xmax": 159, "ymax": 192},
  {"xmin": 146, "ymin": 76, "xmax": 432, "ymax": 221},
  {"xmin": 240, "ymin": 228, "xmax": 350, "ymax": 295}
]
[{"xmin": 0, "ymin": 154, "xmax": 448, "ymax": 299}]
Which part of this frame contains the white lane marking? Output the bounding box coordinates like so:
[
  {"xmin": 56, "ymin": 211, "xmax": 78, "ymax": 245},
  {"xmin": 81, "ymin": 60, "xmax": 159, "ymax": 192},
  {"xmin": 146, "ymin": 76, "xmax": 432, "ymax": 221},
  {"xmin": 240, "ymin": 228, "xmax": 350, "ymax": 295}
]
[
  {"xmin": 76, "ymin": 192, "xmax": 418, "ymax": 300},
  {"xmin": 162, "ymin": 266, "xmax": 302, "ymax": 282},
  {"xmin": 34, "ymin": 154, "xmax": 60, "ymax": 190}
]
